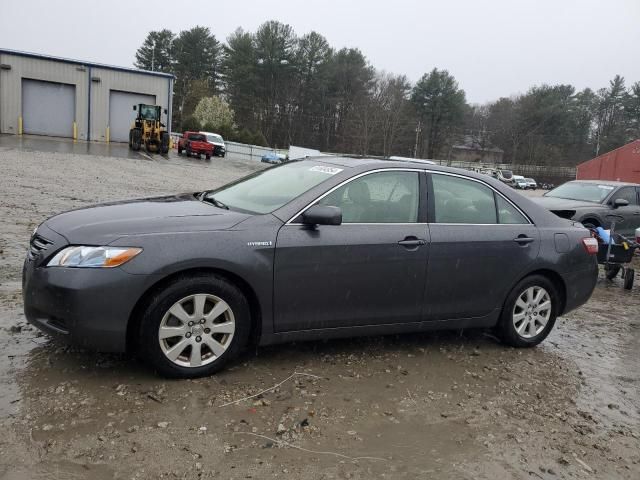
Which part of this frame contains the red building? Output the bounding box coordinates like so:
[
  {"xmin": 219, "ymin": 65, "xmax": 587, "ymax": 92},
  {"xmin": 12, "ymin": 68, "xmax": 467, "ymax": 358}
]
[{"xmin": 576, "ymin": 140, "xmax": 640, "ymax": 183}]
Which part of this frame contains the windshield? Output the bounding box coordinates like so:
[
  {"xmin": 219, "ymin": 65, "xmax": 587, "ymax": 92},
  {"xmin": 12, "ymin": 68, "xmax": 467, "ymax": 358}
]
[
  {"xmin": 206, "ymin": 134, "xmax": 223, "ymax": 143},
  {"xmin": 545, "ymin": 181, "xmax": 615, "ymax": 203},
  {"xmin": 525, "ymin": 178, "xmax": 534, "ymax": 182},
  {"xmin": 204, "ymin": 162, "xmax": 344, "ymax": 214},
  {"xmin": 139, "ymin": 105, "xmax": 158, "ymax": 120},
  {"xmin": 500, "ymin": 170, "xmax": 513, "ymax": 178},
  {"xmin": 188, "ymin": 134, "xmax": 206, "ymax": 141}
]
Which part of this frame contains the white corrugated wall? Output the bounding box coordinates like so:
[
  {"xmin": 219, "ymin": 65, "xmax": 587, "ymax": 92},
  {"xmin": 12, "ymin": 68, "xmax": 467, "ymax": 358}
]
[{"xmin": 0, "ymin": 51, "xmax": 172, "ymax": 142}]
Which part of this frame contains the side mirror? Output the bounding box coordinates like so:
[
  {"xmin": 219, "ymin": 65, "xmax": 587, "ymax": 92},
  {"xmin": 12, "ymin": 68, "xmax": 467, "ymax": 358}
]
[
  {"xmin": 133, "ymin": 105, "xmax": 137, "ymax": 111},
  {"xmin": 164, "ymin": 108, "xmax": 168, "ymax": 114},
  {"xmin": 301, "ymin": 205, "xmax": 342, "ymax": 226},
  {"xmin": 613, "ymin": 198, "xmax": 629, "ymax": 208}
]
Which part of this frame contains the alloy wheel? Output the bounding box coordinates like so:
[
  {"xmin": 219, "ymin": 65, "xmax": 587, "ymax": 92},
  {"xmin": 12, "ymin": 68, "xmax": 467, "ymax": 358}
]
[
  {"xmin": 158, "ymin": 293, "xmax": 235, "ymax": 368},
  {"xmin": 512, "ymin": 286, "xmax": 552, "ymax": 339}
]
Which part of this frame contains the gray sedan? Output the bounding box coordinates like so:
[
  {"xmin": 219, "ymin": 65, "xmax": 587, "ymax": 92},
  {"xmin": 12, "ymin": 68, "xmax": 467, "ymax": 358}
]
[
  {"xmin": 23, "ymin": 158, "xmax": 598, "ymax": 377},
  {"xmin": 533, "ymin": 180, "xmax": 640, "ymax": 237}
]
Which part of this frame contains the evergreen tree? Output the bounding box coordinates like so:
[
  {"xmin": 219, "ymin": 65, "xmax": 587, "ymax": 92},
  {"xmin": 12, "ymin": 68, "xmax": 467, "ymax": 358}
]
[{"xmin": 134, "ymin": 29, "xmax": 175, "ymax": 73}]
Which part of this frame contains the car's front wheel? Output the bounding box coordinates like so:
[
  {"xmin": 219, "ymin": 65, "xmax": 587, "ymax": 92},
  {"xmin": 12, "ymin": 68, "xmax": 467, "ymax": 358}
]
[
  {"xmin": 497, "ymin": 275, "xmax": 558, "ymax": 347},
  {"xmin": 138, "ymin": 274, "xmax": 251, "ymax": 378}
]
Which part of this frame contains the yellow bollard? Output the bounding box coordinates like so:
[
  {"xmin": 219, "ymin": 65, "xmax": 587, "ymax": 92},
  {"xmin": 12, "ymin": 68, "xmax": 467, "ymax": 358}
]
[
  {"xmin": 18, "ymin": 117, "xmax": 23, "ymax": 135},
  {"xmin": 73, "ymin": 121, "xmax": 77, "ymax": 142},
  {"xmin": 106, "ymin": 126, "xmax": 110, "ymax": 143}
]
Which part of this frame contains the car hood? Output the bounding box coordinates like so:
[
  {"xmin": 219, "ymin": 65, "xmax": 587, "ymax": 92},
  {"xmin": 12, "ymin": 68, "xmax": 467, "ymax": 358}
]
[
  {"xmin": 44, "ymin": 194, "xmax": 251, "ymax": 245},
  {"xmin": 531, "ymin": 196, "xmax": 602, "ymax": 210}
]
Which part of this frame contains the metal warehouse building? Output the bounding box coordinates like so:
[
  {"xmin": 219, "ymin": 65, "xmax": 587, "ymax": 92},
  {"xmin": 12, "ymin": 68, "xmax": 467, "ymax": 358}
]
[
  {"xmin": 576, "ymin": 140, "xmax": 640, "ymax": 184},
  {"xmin": 0, "ymin": 49, "xmax": 173, "ymax": 142}
]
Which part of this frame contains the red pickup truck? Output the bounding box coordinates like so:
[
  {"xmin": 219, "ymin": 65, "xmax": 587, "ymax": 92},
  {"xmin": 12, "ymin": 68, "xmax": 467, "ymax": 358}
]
[{"xmin": 178, "ymin": 131, "xmax": 214, "ymax": 159}]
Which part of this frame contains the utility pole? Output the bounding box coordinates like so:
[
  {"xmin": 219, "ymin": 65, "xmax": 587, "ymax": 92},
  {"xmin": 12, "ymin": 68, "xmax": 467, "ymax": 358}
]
[
  {"xmin": 413, "ymin": 120, "xmax": 422, "ymax": 158},
  {"xmin": 151, "ymin": 39, "xmax": 156, "ymax": 72}
]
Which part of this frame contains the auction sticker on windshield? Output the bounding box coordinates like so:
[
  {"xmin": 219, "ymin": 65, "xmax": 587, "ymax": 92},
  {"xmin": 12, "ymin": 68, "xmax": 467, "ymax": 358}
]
[
  {"xmin": 309, "ymin": 166, "xmax": 343, "ymax": 175},
  {"xmin": 598, "ymin": 185, "xmax": 615, "ymax": 190}
]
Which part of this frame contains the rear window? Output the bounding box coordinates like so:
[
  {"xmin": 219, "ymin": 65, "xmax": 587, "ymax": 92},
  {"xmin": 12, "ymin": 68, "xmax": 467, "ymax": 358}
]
[{"xmin": 188, "ymin": 134, "xmax": 206, "ymax": 141}]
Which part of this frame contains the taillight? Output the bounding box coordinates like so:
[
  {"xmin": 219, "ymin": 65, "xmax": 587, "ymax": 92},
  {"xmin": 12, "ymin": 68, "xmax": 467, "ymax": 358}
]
[{"xmin": 582, "ymin": 237, "xmax": 598, "ymax": 255}]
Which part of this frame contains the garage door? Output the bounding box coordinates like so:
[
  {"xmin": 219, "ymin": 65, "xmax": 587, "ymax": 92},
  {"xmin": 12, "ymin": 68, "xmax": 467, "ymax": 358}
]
[
  {"xmin": 109, "ymin": 91, "xmax": 156, "ymax": 142},
  {"xmin": 22, "ymin": 79, "xmax": 76, "ymax": 137}
]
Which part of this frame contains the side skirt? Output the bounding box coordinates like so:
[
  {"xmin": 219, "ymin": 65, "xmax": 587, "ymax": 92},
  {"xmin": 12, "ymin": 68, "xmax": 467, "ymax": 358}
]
[{"xmin": 258, "ymin": 311, "xmax": 500, "ymax": 346}]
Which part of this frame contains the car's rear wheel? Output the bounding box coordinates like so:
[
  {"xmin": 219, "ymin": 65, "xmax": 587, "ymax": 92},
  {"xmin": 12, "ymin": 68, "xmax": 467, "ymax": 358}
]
[
  {"xmin": 138, "ymin": 274, "xmax": 251, "ymax": 378},
  {"xmin": 497, "ymin": 275, "xmax": 558, "ymax": 347}
]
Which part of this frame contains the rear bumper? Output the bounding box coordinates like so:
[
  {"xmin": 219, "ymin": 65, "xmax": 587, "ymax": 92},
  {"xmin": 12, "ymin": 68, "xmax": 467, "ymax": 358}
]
[
  {"xmin": 22, "ymin": 257, "xmax": 156, "ymax": 352},
  {"xmin": 560, "ymin": 259, "xmax": 598, "ymax": 314}
]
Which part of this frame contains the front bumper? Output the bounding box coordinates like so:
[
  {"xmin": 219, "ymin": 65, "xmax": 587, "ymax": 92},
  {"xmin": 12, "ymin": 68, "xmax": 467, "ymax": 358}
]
[
  {"xmin": 22, "ymin": 245, "xmax": 157, "ymax": 353},
  {"xmin": 214, "ymin": 145, "xmax": 226, "ymax": 156}
]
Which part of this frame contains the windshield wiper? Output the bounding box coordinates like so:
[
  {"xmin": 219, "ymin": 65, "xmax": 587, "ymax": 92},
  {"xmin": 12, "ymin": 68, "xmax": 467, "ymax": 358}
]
[{"xmin": 200, "ymin": 193, "xmax": 229, "ymax": 210}]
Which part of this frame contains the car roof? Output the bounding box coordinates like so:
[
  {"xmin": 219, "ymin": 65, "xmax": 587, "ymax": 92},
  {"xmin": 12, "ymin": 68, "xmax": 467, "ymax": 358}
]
[
  {"xmin": 301, "ymin": 155, "xmax": 508, "ymax": 179},
  {"xmin": 200, "ymin": 131, "xmax": 223, "ymax": 137},
  {"xmin": 568, "ymin": 179, "xmax": 639, "ymax": 187}
]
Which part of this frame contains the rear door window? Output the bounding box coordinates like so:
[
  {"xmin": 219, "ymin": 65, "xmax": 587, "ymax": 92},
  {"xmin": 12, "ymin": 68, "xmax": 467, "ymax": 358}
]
[
  {"xmin": 431, "ymin": 174, "xmax": 497, "ymax": 224},
  {"xmin": 496, "ymin": 195, "xmax": 529, "ymax": 224}
]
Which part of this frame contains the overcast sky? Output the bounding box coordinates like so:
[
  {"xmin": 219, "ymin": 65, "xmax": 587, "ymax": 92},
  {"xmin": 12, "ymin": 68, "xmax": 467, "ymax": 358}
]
[{"xmin": 1, "ymin": 0, "xmax": 639, "ymax": 104}]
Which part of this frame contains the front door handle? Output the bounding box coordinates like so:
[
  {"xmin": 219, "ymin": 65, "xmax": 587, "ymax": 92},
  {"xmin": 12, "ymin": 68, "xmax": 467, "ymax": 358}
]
[{"xmin": 398, "ymin": 237, "xmax": 427, "ymax": 247}]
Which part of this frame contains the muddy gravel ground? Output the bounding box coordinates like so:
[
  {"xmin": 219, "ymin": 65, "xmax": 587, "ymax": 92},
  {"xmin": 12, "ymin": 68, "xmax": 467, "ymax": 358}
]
[{"xmin": 0, "ymin": 136, "xmax": 639, "ymax": 479}]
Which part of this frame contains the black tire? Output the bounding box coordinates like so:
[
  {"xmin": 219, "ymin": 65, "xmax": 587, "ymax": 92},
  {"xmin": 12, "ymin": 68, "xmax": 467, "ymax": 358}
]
[
  {"xmin": 138, "ymin": 274, "xmax": 251, "ymax": 378},
  {"xmin": 623, "ymin": 268, "xmax": 634, "ymax": 290},
  {"xmin": 497, "ymin": 275, "xmax": 559, "ymax": 348},
  {"xmin": 131, "ymin": 129, "xmax": 142, "ymax": 151},
  {"xmin": 605, "ymin": 264, "xmax": 621, "ymax": 280},
  {"xmin": 581, "ymin": 219, "xmax": 600, "ymax": 230},
  {"xmin": 160, "ymin": 132, "xmax": 170, "ymax": 154},
  {"xmin": 178, "ymin": 146, "xmax": 183, "ymax": 155},
  {"xmin": 186, "ymin": 148, "xmax": 191, "ymax": 157},
  {"xmin": 205, "ymin": 154, "xmax": 211, "ymax": 160}
]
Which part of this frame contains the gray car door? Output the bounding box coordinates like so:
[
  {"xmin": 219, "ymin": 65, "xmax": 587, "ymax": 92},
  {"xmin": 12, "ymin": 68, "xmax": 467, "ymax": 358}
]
[
  {"xmin": 608, "ymin": 187, "xmax": 640, "ymax": 236},
  {"xmin": 424, "ymin": 172, "xmax": 540, "ymax": 320},
  {"xmin": 273, "ymin": 170, "xmax": 429, "ymax": 332}
]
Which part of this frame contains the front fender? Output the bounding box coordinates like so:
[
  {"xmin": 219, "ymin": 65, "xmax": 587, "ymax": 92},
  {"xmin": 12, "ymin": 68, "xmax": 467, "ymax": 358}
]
[{"xmin": 112, "ymin": 219, "xmax": 280, "ymax": 338}]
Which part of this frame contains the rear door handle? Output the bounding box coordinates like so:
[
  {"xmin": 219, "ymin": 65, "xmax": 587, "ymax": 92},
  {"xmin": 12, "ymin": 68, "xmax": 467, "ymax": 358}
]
[
  {"xmin": 398, "ymin": 238, "xmax": 427, "ymax": 247},
  {"xmin": 514, "ymin": 236, "xmax": 535, "ymax": 245}
]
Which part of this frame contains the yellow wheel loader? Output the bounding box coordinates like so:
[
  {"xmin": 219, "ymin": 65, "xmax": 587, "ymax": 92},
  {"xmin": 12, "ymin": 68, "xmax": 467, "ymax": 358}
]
[{"xmin": 128, "ymin": 104, "xmax": 170, "ymax": 154}]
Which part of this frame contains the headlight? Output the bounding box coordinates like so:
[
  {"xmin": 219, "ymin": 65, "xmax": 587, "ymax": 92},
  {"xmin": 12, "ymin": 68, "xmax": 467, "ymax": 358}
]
[{"xmin": 47, "ymin": 246, "xmax": 142, "ymax": 268}]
